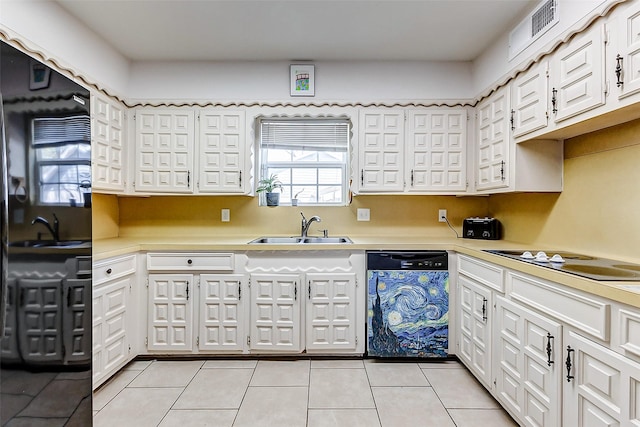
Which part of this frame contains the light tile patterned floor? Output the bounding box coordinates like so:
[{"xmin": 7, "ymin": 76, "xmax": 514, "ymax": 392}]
[{"xmin": 93, "ymin": 358, "xmax": 518, "ymax": 427}]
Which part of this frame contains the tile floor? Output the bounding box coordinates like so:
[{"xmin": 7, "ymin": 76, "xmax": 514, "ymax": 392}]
[{"xmin": 93, "ymin": 358, "xmax": 518, "ymax": 427}]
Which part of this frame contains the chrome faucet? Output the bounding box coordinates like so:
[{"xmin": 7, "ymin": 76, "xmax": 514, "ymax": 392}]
[
  {"xmin": 31, "ymin": 213, "xmax": 60, "ymax": 242},
  {"xmin": 300, "ymin": 212, "xmax": 321, "ymax": 237}
]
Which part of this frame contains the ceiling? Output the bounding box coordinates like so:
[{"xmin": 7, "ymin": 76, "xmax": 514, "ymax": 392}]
[{"xmin": 55, "ymin": 0, "xmax": 538, "ymax": 62}]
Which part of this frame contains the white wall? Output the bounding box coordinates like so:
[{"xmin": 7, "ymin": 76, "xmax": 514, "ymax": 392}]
[
  {"xmin": 0, "ymin": 0, "xmax": 130, "ymax": 95},
  {"xmin": 127, "ymin": 60, "xmax": 474, "ymax": 103},
  {"xmin": 472, "ymin": 0, "xmax": 620, "ymax": 97}
]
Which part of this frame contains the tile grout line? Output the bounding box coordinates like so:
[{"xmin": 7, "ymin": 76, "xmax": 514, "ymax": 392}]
[
  {"xmin": 230, "ymin": 360, "xmax": 258, "ymax": 426},
  {"xmin": 362, "ymin": 359, "xmax": 384, "ymax": 427},
  {"xmin": 154, "ymin": 360, "xmax": 205, "ymax": 427}
]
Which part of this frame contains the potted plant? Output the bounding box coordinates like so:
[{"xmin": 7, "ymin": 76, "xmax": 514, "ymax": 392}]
[
  {"xmin": 291, "ymin": 188, "xmax": 304, "ymax": 206},
  {"xmin": 256, "ymin": 174, "xmax": 282, "ymax": 206}
]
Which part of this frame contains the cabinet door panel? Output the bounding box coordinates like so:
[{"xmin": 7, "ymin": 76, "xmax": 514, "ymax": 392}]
[
  {"xmin": 564, "ymin": 331, "xmax": 640, "ymax": 427},
  {"xmin": 476, "ymin": 86, "xmax": 509, "ymax": 190},
  {"xmin": 552, "ymin": 25, "xmax": 605, "ymax": 122},
  {"xmin": 250, "ymin": 274, "xmax": 301, "ymax": 352},
  {"xmin": 148, "ymin": 274, "xmax": 193, "ymax": 351},
  {"xmin": 306, "ymin": 273, "xmax": 356, "ymax": 351},
  {"xmin": 358, "ymin": 110, "xmax": 404, "ymax": 192},
  {"xmin": 512, "ymin": 60, "xmax": 549, "ymax": 138},
  {"xmin": 458, "ymin": 275, "xmax": 492, "ymax": 387},
  {"xmin": 63, "ymin": 278, "xmax": 92, "ymax": 363},
  {"xmin": 495, "ymin": 296, "xmax": 562, "ymax": 427},
  {"xmin": 135, "ymin": 110, "xmax": 194, "ymax": 193},
  {"xmin": 198, "ymin": 110, "xmax": 245, "ymax": 193},
  {"xmin": 618, "ymin": 3, "xmax": 640, "ymax": 99},
  {"xmin": 91, "ymin": 93, "xmax": 125, "ymax": 191},
  {"xmin": 199, "ymin": 274, "xmax": 245, "ymax": 351}
]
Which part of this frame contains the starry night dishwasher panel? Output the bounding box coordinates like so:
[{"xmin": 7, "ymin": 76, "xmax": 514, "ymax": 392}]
[{"xmin": 366, "ymin": 251, "xmax": 449, "ymax": 358}]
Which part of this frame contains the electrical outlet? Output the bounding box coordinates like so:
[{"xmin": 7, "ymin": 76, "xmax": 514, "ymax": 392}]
[
  {"xmin": 438, "ymin": 209, "xmax": 447, "ymax": 223},
  {"xmin": 221, "ymin": 209, "xmax": 230, "ymax": 222},
  {"xmin": 357, "ymin": 208, "xmax": 370, "ymax": 221}
]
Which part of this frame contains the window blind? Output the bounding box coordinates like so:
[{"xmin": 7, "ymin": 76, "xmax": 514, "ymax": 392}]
[
  {"xmin": 260, "ymin": 119, "xmax": 349, "ymax": 152},
  {"xmin": 32, "ymin": 115, "xmax": 90, "ymax": 146}
]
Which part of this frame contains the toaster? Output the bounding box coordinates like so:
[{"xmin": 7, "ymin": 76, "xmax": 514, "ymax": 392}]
[{"xmin": 462, "ymin": 217, "xmax": 501, "ymax": 240}]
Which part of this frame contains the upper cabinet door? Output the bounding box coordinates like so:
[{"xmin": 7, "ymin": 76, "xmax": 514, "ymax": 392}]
[
  {"xmin": 134, "ymin": 109, "xmax": 195, "ymax": 193},
  {"xmin": 511, "ymin": 60, "xmax": 549, "ymax": 139},
  {"xmin": 91, "ymin": 93, "xmax": 126, "ymax": 192},
  {"xmin": 357, "ymin": 109, "xmax": 405, "ymax": 192},
  {"xmin": 476, "ymin": 86, "xmax": 510, "ymax": 191},
  {"xmin": 407, "ymin": 109, "xmax": 466, "ymax": 192},
  {"xmin": 198, "ymin": 110, "xmax": 246, "ymax": 194},
  {"xmin": 616, "ymin": 2, "xmax": 640, "ymax": 99},
  {"xmin": 551, "ymin": 24, "xmax": 606, "ymax": 123}
]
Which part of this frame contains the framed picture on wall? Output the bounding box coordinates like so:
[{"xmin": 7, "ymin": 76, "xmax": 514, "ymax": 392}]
[
  {"xmin": 290, "ymin": 64, "xmax": 315, "ymax": 97},
  {"xmin": 30, "ymin": 60, "xmax": 51, "ymax": 90}
]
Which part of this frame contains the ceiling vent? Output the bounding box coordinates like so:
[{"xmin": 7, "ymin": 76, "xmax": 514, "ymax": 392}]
[{"xmin": 509, "ymin": 0, "xmax": 558, "ymax": 60}]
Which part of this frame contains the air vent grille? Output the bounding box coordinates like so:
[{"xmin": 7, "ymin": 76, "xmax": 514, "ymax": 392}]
[{"xmin": 532, "ymin": 0, "xmax": 556, "ymax": 37}]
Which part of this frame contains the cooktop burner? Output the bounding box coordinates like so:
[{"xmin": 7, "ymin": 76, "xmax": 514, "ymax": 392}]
[{"xmin": 484, "ymin": 250, "xmax": 640, "ymax": 282}]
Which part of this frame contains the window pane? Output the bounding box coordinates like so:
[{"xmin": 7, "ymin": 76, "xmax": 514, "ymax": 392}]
[
  {"xmin": 319, "ymin": 186, "xmax": 342, "ymax": 203},
  {"xmin": 292, "ymin": 168, "xmax": 317, "ymax": 185},
  {"xmin": 318, "ymin": 168, "xmax": 342, "ymax": 184}
]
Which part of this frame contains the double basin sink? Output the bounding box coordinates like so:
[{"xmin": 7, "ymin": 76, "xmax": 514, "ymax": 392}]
[{"xmin": 249, "ymin": 236, "xmax": 353, "ymax": 244}]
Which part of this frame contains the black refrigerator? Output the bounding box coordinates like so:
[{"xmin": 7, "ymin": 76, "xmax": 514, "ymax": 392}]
[{"xmin": 1, "ymin": 41, "xmax": 92, "ymax": 425}]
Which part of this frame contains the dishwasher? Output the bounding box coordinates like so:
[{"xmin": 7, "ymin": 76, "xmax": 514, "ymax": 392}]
[{"xmin": 366, "ymin": 251, "xmax": 449, "ymax": 358}]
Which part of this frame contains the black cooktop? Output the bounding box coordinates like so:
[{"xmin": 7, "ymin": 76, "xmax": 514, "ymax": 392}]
[{"xmin": 484, "ymin": 250, "xmax": 640, "ymax": 282}]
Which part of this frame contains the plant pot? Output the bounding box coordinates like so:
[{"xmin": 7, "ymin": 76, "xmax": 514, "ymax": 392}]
[
  {"xmin": 291, "ymin": 198, "xmax": 298, "ymax": 206},
  {"xmin": 265, "ymin": 192, "xmax": 280, "ymax": 206}
]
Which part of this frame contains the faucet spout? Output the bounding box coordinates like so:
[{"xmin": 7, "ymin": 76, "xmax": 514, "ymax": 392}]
[
  {"xmin": 31, "ymin": 213, "xmax": 60, "ymax": 241},
  {"xmin": 300, "ymin": 212, "xmax": 321, "ymax": 237}
]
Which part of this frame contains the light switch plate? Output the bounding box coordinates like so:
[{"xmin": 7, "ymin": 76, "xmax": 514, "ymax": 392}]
[
  {"xmin": 357, "ymin": 208, "xmax": 370, "ymax": 221},
  {"xmin": 221, "ymin": 209, "xmax": 230, "ymax": 222}
]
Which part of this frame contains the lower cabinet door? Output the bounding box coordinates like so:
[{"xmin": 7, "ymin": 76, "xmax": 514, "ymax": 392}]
[
  {"xmin": 147, "ymin": 274, "xmax": 193, "ymax": 351},
  {"xmin": 249, "ymin": 273, "xmax": 301, "ymax": 352},
  {"xmin": 563, "ymin": 330, "xmax": 640, "ymax": 426},
  {"xmin": 306, "ymin": 273, "xmax": 357, "ymax": 351},
  {"xmin": 458, "ymin": 274, "xmax": 493, "ymax": 387},
  {"xmin": 494, "ymin": 296, "xmax": 562, "ymax": 427},
  {"xmin": 93, "ymin": 276, "xmax": 130, "ymax": 387},
  {"xmin": 63, "ymin": 278, "xmax": 92, "ymax": 364},
  {"xmin": 198, "ymin": 274, "xmax": 245, "ymax": 351}
]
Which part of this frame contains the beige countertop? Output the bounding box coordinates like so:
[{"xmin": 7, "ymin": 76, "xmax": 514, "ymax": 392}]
[{"xmin": 93, "ymin": 235, "xmax": 640, "ymax": 308}]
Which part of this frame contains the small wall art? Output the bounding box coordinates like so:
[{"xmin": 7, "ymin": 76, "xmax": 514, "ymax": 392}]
[
  {"xmin": 290, "ymin": 64, "xmax": 315, "ymax": 97},
  {"xmin": 29, "ymin": 60, "xmax": 51, "ymax": 90}
]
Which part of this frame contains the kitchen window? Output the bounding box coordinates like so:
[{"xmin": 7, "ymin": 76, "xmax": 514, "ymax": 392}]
[
  {"xmin": 32, "ymin": 115, "xmax": 91, "ymax": 206},
  {"xmin": 258, "ymin": 118, "xmax": 350, "ymax": 206}
]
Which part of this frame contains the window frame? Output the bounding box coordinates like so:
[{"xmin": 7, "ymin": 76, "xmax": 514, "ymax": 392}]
[{"xmin": 258, "ymin": 116, "xmax": 351, "ymax": 207}]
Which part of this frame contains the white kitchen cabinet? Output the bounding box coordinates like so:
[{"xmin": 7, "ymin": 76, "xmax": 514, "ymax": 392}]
[
  {"xmin": 458, "ymin": 274, "xmax": 494, "ymax": 388},
  {"xmin": 406, "ymin": 109, "xmax": 466, "ymax": 192},
  {"xmin": 306, "ymin": 273, "xmax": 357, "ymax": 352},
  {"xmin": 134, "ymin": 108, "xmax": 195, "ymax": 193},
  {"xmin": 91, "ymin": 92, "xmax": 126, "ymax": 192},
  {"xmin": 145, "ymin": 252, "xmax": 236, "ymax": 353},
  {"xmin": 197, "ymin": 109, "xmax": 246, "ymax": 193},
  {"xmin": 147, "ymin": 273, "xmax": 193, "ymax": 351},
  {"xmin": 474, "ymin": 76, "xmax": 563, "ymax": 194},
  {"xmin": 614, "ymin": 1, "xmax": 640, "ymax": 100},
  {"xmin": 249, "ymin": 273, "xmax": 302, "ymax": 352},
  {"xmin": 563, "ymin": 330, "xmax": 640, "ymax": 426},
  {"xmin": 476, "ymin": 86, "xmax": 510, "ymax": 191},
  {"xmin": 511, "ymin": 60, "xmax": 549, "ymax": 139},
  {"xmin": 358, "ymin": 109, "xmax": 405, "ymax": 192},
  {"xmin": 551, "ymin": 23, "xmax": 606, "ymax": 124},
  {"xmin": 92, "ymin": 254, "xmax": 136, "ymax": 388},
  {"xmin": 494, "ymin": 295, "xmax": 562, "ymax": 427},
  {"xmin": 198, "ymin": 274, "xmax": 245, "ymax": 351}
]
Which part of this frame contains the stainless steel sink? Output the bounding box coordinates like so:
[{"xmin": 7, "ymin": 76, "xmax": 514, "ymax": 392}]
[
  {"xmin": 9, "ymin": 239, "xmax": 89, "ymax": 248},
  {"xmin": 248, "ymin": 236, "xmax": 353, "ymax": 244}
]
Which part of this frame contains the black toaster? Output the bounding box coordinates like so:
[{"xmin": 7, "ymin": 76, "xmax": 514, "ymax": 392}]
[{"xmin": 462, "ymin": 217, "xmax": 501, "ymax": 240}]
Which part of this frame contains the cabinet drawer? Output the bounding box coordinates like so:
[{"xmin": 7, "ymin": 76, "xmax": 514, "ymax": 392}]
[
  {"xmin": 617, "ymin": 307, "xmax": 640, "ymax": 361},
  {"xmin": 147, "ymin": 252, "xmax": 234, "ymax": 271},
  {"xmin": 508, "ymin": 271, "xmax": 610, "ymax": 341},
  {"xmin": 458, "ymin": 255, "xmax": 504, "ymax": 292},
  {"xmin": 93, "ymin": 255, "xmax": 137, "ymax": 286}
]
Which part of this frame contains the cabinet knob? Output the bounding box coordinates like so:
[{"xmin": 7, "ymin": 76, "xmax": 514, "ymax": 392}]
[
  {"xmin": 187, "ymin": 259, "xmax": 193, "ymax": 265},
  {"xmin": 106, "ymin": 268, "xmax": 112, "ymax": 275}
]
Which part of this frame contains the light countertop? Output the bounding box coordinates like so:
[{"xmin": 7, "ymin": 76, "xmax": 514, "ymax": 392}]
[{"xmin": 93, "ymin": 235, "xmax": 640, "ymax": 308}]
